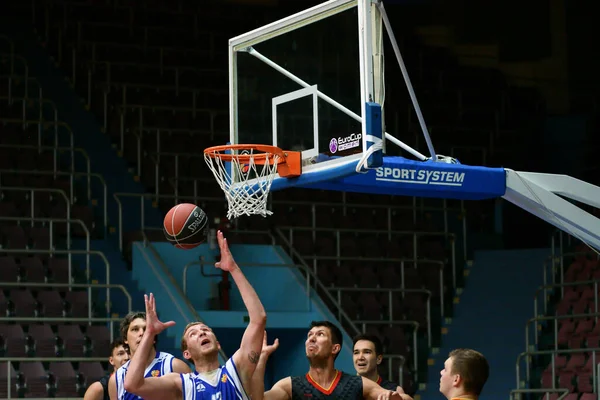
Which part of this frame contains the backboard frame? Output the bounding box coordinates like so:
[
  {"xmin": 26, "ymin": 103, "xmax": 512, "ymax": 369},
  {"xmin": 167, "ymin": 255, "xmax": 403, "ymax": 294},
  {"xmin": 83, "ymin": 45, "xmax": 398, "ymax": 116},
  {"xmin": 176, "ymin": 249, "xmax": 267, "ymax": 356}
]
[
  {"xmin": 225, "ymin": 0, "xmax": 441, "ymax": 192},
  {"xmin": 227, "ymin": 0, "xmax": 384, "ymax": 186}
]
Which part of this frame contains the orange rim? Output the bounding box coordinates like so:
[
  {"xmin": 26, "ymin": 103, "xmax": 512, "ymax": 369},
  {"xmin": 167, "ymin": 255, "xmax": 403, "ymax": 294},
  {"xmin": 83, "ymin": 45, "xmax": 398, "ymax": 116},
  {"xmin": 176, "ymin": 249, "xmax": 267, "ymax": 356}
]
[
  {"xmin": 204, "ymin": 144, "xmax": 285, "ymax": 165},
  {"xmin": 204, "ymin": 144, "xmax": 303, "ymax": 179}
]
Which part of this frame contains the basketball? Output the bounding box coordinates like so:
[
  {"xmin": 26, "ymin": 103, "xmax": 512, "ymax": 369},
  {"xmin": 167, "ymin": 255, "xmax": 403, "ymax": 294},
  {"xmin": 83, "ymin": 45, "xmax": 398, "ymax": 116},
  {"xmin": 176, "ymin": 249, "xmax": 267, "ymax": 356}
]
[{"xmin": 163, "ymin": 203, "xmax": 209, "ymax": 249}]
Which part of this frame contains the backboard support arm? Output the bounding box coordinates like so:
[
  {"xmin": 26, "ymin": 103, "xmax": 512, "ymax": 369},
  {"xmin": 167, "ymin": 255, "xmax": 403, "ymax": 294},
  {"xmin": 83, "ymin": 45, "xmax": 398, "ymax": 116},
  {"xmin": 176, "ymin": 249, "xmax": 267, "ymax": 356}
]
[
  {"xmin": 375, "ymin": 0, "xmax": 437, "ymax": 161},
  {"xmin": 503, "ymin": 170, "xmax": 600, "ymax": 251}
]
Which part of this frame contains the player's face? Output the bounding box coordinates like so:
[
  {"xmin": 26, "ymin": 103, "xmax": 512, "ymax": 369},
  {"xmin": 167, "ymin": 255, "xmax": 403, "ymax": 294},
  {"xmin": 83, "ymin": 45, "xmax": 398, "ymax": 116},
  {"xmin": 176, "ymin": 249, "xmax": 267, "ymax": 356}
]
[
  {"xmin": 305, "ymin": 326, "xmax": 339, "ymax": 360},
  {"xmin": 109, "ymin": 345, "xmax": 129, "ymax": 369},
  {"xmin": 184, "ymin": 324, "xmax": 219, "ymax": 359},
  {"xmin": 353, "ymin": 340, "xmax": 380, "ymax": 376},
  {"xmin": 126, "ymin": 318, "xmax": 147, "ymax": 355},
  {"xmin": 439, "ymin": 357, "xmax": 457, "ymax": 396}
]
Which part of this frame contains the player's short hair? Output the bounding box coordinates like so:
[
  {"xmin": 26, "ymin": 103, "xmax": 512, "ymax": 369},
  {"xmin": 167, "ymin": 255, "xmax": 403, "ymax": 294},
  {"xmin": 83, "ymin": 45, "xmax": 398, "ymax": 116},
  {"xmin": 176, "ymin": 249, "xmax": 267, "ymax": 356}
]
[
  {"xmin": 352, "ymin": 333, "xmax": 383, "ymax": 356},
  {"xmin": 109, "ymin": 339, "xmax": 125, "ymax": 356},
  {"xmin": 309, "ymin": 321, "xmax": 343, "ymax": 359},
  {"xmin": 180, "ymin": 322, "xmax": 206, "ymax": 352},
  {"xmin": 449, "ymin": 348, "xmax": 489, "ymax": 396},
  {"xmin": 119, "ymin": 311, "xmax": 158, "ymax": 353}
]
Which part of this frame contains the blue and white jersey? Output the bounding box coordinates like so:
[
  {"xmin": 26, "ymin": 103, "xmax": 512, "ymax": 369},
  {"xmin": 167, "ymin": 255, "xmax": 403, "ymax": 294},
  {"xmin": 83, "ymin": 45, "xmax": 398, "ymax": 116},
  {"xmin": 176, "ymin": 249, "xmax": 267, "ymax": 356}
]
[
  {"xmin": 115, "ymin": 351, "xmax": 175, "ymax": 400},
  {"xmin": 180, "ymin": 358, "xmax": 249, "ymax": 400}
]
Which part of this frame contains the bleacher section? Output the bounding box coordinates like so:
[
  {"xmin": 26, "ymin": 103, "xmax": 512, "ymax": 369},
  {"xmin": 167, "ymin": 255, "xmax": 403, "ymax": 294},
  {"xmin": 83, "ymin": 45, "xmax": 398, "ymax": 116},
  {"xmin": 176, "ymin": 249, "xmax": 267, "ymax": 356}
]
[
  {"xmin": 519, "ymin": 241, "xmax": 600, "ymax": 400},
  {"xmin": 0, "ymin": 44, "xmax": 125, "ymax": 398}
]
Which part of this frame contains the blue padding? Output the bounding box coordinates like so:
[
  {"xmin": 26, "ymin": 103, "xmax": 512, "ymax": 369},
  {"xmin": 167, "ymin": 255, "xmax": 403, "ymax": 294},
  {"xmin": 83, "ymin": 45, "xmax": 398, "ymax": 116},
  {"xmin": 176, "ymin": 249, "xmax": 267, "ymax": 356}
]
[
  {"xmin": 273, "ymin": 156, "xmax": 507, "ymax": 200},
  {"xmin": 365, "ymin": 102, "xmax": 383, "ymax": 169}
]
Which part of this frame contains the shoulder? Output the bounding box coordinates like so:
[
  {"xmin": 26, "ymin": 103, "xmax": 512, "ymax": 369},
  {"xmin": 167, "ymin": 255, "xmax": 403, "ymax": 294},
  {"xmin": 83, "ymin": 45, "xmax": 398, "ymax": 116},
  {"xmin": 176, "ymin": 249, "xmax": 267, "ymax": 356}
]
[
  {"xmin": 341, "ymin": 372, "xmax": 363, "ymax": 383},
  {"xmin": 274, "ymin": 376, "xmax": 293, "ymax": 389},
  {"xmin": 172, "ymin": 357, "xmax": 192, "ymax": 373},
  {"xmin": 157, "ymin": 351, "xmax": 173, "ymax": 361},
  {"xmin": 83, "ymin": 381, "xmax": 106, "ymax": 400}
]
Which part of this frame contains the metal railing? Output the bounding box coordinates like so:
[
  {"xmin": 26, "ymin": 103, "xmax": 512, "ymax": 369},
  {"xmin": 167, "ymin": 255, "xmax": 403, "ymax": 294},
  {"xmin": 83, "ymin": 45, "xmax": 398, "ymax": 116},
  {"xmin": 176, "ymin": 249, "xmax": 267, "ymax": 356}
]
[
  {"xmin": 0, "ymin": 282, "xmax": 131, "ymax": 325},
  {"xmin": 380, "ymin": 354, "xmax": 405, "ymax": 388},
  {"xmin": 524, "ymin": 312, "xmax": 600, "ymax": 382},
  {"xmin": 311, "ymin": 256, "xmax": 445, "ymax": 315},
  {"xmin": 166, "ymin": 175, "xmax": 467, "ymax": 263},
  {"xmin": 133, "ymin": 128, "xmax": 214, "ymax": 177},
  {"xmin": 356, "ymin": 320, "xmax": 412, "ymax": 384},
  {"xmin": 516, "ymin": 348, "xmax": 600, "ymax": 394},
  {"xmin": 532, "ymin": 281, "xmax": 600, "ymax": 346},
  {"xmin": 335, "ymin": 286, "xmax": 429, "ymax": 346},
  {"xmin": 0, "ymin": 118, "xmax": 74, "ymax": 150},
  {"xmin": 115, "ymin": 104, "xmax": 226, "ymax": 153},
  {"xmin": 0, "ymin": 143, "xmax": 90, "ymax": 187},
  {"xmin": 540, "ymin": 251, "xmax": 599, "ymax": 307},
  {"xmin": 0, "ymin": 169, "xmax": 108, "ymax": 230},
  {"xmin": 0, "ymin": 53, "xmax": 29, "ymax": 94},
  {"xmin": 271, "ymin": 227, "xmax": 364, "ymax": 339},
  {"xmin": 2, "ymin": 349, "xmax": 121, "ymax": 399},
  {"xmin": 0, "ymin": 215, "xmax": 87, "ymax": 259},
  {"xmin": 0, "ymin": 249, "xmax": 112, "ymax": 316},
  {"xmin": 0, "ymin": 95, "xmax": 59, "ymax": 131},
  {"xmin": 509, "ymin": 388, "xmax": 569, "ymax": 400},
  {"xmin": 0, "ymin": 73, "xmax": 40, "ymax": 103},
  {"xmin": 0, "ymin": 187, "xmax": 71, "ymax": 240},
  {"xmin": 285, "ymin": 226, "xmax": 456, "ymax": 289}
]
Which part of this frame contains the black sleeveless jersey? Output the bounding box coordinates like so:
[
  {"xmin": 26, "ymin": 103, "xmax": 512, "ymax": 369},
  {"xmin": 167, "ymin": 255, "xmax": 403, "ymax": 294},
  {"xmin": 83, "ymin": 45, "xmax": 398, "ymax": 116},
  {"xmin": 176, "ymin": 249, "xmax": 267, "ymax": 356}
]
[
  {"xmin": 98, "ymin": 374, "xmax": 111, "ymax": 400},
  {"xmin": 291, "ymin": 370, "xmax": 362, "ymax": 399},
  {"xmin": 376, "ymin": 376, "xmax": 398, "ymax": 391}
]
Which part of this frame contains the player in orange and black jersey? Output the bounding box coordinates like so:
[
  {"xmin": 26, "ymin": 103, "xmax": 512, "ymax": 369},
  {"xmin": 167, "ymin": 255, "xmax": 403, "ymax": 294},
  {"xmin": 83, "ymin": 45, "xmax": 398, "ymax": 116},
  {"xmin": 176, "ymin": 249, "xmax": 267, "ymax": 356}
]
[
  {"xmin": 353, "ymin": 334, "xmax": 398, "ymax": 391},
  {"xmin": 250, "ymin": 321, "xmax": 413, "ymax": 400}
]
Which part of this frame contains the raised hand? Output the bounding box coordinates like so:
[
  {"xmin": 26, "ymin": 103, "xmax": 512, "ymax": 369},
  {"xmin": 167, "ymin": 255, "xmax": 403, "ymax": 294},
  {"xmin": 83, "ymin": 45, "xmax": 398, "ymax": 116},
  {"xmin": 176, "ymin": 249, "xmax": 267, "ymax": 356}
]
[
  {"xmin": 144, "ymin": 293, "xmax": 176, "ymax": 336},
  {"xmin": 392, "ymin": 386, "xmax": 413, "ymax": 400},
  {"xmin": 215, "ymin": 230, "xmax": 238, "ymax": 272},
  {"xmin": 261, "ymin": 331, "xmax": 280, "ymax": 358}
]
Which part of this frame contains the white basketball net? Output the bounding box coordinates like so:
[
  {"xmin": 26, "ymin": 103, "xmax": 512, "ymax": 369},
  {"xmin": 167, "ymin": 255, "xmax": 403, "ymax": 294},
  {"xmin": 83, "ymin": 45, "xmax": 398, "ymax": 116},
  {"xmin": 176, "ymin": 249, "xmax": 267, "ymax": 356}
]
[{"xmin": 204, "ymin": 149, "xmax": 280, "ymax": 219}]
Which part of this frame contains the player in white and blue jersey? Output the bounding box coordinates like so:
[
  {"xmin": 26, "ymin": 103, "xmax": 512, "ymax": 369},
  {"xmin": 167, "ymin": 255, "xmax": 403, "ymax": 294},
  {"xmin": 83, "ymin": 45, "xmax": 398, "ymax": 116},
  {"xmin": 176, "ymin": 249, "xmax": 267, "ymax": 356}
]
[
  {"xmin": 108, "ymin": 311, "xmax": 191, "ymax": 400},
  {"xmin": 122, "ymin": 230, "xmax": 267, "ymax": 400}
]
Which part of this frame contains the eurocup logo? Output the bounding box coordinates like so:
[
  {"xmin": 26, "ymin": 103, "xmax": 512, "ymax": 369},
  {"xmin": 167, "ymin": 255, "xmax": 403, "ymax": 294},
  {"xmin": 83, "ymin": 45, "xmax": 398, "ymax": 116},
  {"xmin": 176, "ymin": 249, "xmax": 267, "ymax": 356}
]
[{"xmin": 329, "ymin": 138, "xmax": 338, "ymax": 154}]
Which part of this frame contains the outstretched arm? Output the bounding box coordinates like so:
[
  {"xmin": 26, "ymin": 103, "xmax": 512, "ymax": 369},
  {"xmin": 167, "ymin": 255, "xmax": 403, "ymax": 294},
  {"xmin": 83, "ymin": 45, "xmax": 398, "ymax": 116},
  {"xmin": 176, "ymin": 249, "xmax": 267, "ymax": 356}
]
[
  {"xmin": 123, "ymin": 294, "xmax": 181, "ymax": 399},
  {"xmin": 362, "ymin": 378, "xmax": 414, "ymax": 400},
  {"xmin": 249, "ymin": 331, "xmax": 280, "ymax": 400},
  {"xmin": 215, "ymin": 231, "xmax": 267, "ymax": 386}
]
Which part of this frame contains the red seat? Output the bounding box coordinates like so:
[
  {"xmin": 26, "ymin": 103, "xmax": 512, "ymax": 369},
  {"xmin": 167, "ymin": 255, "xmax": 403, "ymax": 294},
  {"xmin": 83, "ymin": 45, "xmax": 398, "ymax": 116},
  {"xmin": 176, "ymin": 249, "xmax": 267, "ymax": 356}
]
[
  {"xmin": 575, "ymin": 319, "xmax": 594, "ymax": 336},
  {"xmin": 556, "ymin": 371, "xmax": 574, "ymax": 391},
  {"xmin": 558, "ymin": 320, "xmax": 576, "ymax": 344},
  {"xmin": 564, "ymin": 353, "xmax": 585, "ymax": 371},
  {"xmin": 578, "ymin": 372, "xmax": 593, "ymax": 392}
]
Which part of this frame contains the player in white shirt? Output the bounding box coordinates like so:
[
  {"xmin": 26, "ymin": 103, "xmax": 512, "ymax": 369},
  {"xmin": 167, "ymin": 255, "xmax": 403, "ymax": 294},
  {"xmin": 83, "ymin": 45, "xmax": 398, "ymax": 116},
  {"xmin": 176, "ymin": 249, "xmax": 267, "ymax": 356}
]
[{"xmin": 108, "ymin": 311, "xmax": 191, "ymax": 399}]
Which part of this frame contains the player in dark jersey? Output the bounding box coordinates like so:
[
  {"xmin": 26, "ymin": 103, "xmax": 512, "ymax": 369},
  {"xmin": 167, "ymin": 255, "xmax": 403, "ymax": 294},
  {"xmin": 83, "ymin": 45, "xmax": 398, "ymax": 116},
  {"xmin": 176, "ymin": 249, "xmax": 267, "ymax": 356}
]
[
  {"xmin": 83, "ymin": 339, "xmax": 128, "ymax": 400},
  {"xmin": 353, "ymin": 334, "xmax": 398, "ymax": 391},
  {"xmin": 123, "ymin": 230, "xmax": 266, "ymax": 400},
  {"xmin": 439, "ymin": 348, "xmax": 489, "ymax": 400},
  {"xmin": 250, "ymin": 322, "xmax": 413, "ymax": 400}
]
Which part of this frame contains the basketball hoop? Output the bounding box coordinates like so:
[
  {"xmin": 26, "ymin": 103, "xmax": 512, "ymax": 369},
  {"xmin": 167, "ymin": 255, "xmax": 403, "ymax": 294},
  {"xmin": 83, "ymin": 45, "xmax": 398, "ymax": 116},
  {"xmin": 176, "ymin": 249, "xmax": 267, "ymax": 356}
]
[{"xmin": 204, "ymin": 144, "xmax": 301, "ymax": 219}]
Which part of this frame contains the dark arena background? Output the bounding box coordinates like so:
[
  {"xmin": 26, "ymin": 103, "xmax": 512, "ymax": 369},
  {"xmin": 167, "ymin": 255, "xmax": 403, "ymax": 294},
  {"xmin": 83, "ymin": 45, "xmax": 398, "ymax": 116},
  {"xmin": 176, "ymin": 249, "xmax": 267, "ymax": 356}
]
[{"xmin": 0, "ymin": 0, "xmax": 598, "ymax": 399}]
